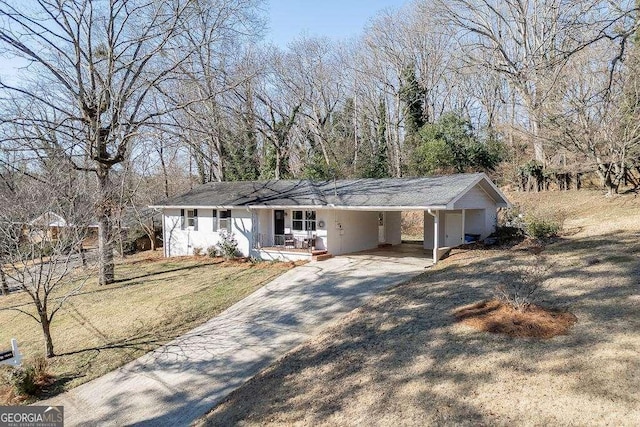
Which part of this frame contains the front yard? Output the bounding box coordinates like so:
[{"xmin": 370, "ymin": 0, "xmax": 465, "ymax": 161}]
[
  {"xmin": 0, "ymin": 252, "xmax": 294, "ymax": 401},
  {"xmin": 201, "ymin": 190, "xmax": 640, "ymax": 426}
]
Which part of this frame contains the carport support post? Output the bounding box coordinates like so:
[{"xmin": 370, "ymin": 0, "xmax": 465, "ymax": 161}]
[
  {"xmin": 462, "ymin": 210, "xmax": 465, "ymax": 244},
  {"xmin": 428, "ymin": 209, "xmax": 439, "ymax": 264}
]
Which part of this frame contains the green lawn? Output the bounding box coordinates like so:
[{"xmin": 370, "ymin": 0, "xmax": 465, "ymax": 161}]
[{"xmin": 0, "ymin": 252, "xmax": 293, "ymax": 401}]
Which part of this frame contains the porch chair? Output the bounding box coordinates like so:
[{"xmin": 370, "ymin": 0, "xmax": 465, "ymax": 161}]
[{"xmin": 284, "ymin": 233, "xmax": 295, "ymax": 249}]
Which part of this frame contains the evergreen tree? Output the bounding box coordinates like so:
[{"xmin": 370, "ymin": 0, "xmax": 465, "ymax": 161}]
[
  {"xmin": 412, "ymin": 112, "xmax": 503, "ymax": 175},
  {"xmin": 399, "ymin": 63, "xmax": 425, "ymax": 164},
  {"xmin": 363, "ymin": 98, "xmax": 391, "ymax": 178}
]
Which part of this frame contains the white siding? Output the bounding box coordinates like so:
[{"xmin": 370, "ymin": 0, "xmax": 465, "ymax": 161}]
[
  {"xmin": 384, "ymin": 211, "xmax": 402, "ymax": 245},
  {"xmin": 485, "ymin": 208, "xmax": 497, "ymax": 238},
  {"xmin": 453, "ymin": 183, "xmax": 498, "ymax": 238},
  {"xmin": 314, "ymin": 209, "xmax": 329, "ymax": 250},
  {"xmin": 453, "ymin": 184, "xmax": 495, "ymax": 209},
  {"xmin": 231, "ymin": 209, "xmax": 252, "ymax": 257},
  {"xmin": 327, "ymin": 210, "xmax": 379, "ymax": 255},
  {"xmin": 424, "ymin": 211, "xmax": 435, "ymax": 250},
  {"xmin": 465, "ymin": 209, "xmax": 487, "ymax": 239},
  {"xmin": 255, "ymin": 210, "xmax": 273, "ymax": 247},
  {"xmin": 163, "ymin": 208, "xmax": 252, "ymax": 257}
]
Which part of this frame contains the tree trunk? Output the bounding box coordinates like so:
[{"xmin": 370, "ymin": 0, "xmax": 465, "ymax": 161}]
[
  {"xmin": 79, "ymin": 243, "xmax": 87, "ymax": 268},
  {"xmin": 40, "ymin": 315, "xmax": 55, "ymax": 358},
  {"xmin": 97, "ymin": 170, "xmax": 115, "ymax": 285},
  {"xmin": 597, "ymin": 168, "xmax": 619, "ymax": 196},
  {"xmin": 531, "ymin": 116, "xmax": 545, "ymax": 164},
  {"xmin": 0, "ymin": 267, "xmax": 8, "ymax": 296},
  {"xmin": 274, "ymin": 145, "xmax": 281, "ymax": 180},
  {"xmin": 149, "ymin": 232, "xmax": 157, "ymax": 251},
  {"xmin": 158, "ymin": 144, "xmax": 170, "ymax": 198}
]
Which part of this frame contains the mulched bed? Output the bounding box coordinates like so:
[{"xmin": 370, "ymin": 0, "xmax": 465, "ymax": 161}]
[{"xmin": 453, "ymin": 299, "xmax": 578, "ymax": 339}]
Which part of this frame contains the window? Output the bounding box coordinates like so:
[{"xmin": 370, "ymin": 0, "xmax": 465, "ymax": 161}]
[
  {"xmin": 292, "ymin": 210, "xmax": 304, "ymax": 231},
  {"xmin": 218, "ymin": 210, "xmax": 231, "ymax": 232},
  {"xmin": 292, "ymin": 210, "xmax": 316, "ymax": 232},
  {"xmin": 305, "ymin": 210, "xmax": 316, "ymax": 231},
  {"xmin": 181, "ymin": 209, "xmax": 198, "ymax": 230},
  {"xmin": 212, "ymin": 209, "xmax": 217, "ymax": 231}
]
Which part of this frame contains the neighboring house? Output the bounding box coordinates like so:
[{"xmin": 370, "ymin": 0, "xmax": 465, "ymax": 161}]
[
  {"xmin": 152, "ymin": 173, "xmax": 510, "ymax": 263},
  {"xmin": 25, "ymin": 208, "xmax": 162, "ymax": 252},
  {"xmin": 24, "ymin": 211, "xmax": 99, "ymax": 244},
  {"xmin": 26, "ymin": 212, "xmax": 70, "ymax": 243}
]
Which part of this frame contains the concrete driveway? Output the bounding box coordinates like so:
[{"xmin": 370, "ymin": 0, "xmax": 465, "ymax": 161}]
[{"xmin": 41, "ymin": 248, "xmax": 431, "ymax": 426}]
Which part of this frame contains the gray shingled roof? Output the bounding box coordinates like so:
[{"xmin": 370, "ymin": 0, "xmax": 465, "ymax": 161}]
[{"xmin": 154, "ymin": 173, "xmax": 507, "ymax": 209}]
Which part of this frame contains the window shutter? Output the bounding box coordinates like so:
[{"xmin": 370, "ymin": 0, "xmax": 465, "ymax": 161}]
[
  {"xmin": 180, "ymin": 209, "xmax": 185, "ymax": 230},
  {"xmin": 193, "ymin": 209, "xmax": 198, "ymax": 231},
  {"xmin": 212, "ymin": 209, "xmax": 217, "ymax": 231}
]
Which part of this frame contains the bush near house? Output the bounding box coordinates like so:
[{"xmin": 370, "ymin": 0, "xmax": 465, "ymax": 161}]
[
  {"xmin": 499, "ymin": 205, "xmax": 563, "ymax": 241},
  {"xmin": 216, "ymin": 230, "xmax": 240, "ymax": 259}
]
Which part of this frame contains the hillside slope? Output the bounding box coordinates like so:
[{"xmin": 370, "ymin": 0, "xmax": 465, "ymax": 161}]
[{"xmin": 201, "ymin": 190, "xmax": 640, "ymax": 426}]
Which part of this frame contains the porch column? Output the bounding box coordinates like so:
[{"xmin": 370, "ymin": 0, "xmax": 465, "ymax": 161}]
[
  {"xmin": 433, "ymin": 210, "xmax": 439, "ymax": 264},
  {"xmin": 462, "ymin": 209, "xmax": 466, "ymax": 244}
]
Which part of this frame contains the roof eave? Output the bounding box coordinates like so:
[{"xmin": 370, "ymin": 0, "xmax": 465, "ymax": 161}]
[
  {"xmin": 445, "ymin": 173, "xmax": 511, "ymax": 209},
  {"xmin": 150, "ymin": 204, "xmax": 450, "ymax": 211}
]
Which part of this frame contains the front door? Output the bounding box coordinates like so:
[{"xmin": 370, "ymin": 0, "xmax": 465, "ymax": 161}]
[
  {"xmin": 378, "ymin": 212, "xmax": 385, "ymax": 243},
  {"xmin": 274, "ymin": 210, "xmax": 285, "ymax": 236},
  {"xmin": 445, "ymin": 212, "xmax": 463, "ymax": 247}
]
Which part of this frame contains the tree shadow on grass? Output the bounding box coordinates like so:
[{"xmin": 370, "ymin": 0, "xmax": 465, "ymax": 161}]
[{"xmin": 202, "ymin": 228, "xmax": 640, "ymax": 425}]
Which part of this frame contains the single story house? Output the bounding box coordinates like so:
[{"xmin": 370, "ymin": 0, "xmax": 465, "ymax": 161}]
[
  {"xmin": 151, "ymin": 173, "xmax": 510, "ymax": 263},
  {"xmin": 25, "ymin": 211, "xmax": 70, "ymax": 243}
]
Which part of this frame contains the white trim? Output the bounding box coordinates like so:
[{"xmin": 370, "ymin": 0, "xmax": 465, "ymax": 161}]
[
  {"xmin": 151, "ymin": 204, "xmax": 449, "ymax": 211},
  {"xmin": 446, "ymin": 173, "xmax": 510, "ymax": 209},
  {"xmin": 462, "ymin": 209, "xmax": 466, "ymax": 243},
  {"xmin": 427, "ymin": 209, "xmax": 439, "ymax": 265},
  {"xmin": 446, "ymin": 175, "xmax": 483, "ymax": 209}
]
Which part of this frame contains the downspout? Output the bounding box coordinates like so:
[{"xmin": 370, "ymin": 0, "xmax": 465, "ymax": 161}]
[{"xmin": 427, "ymin": 209, "xmax": 438, "ymax": 265}]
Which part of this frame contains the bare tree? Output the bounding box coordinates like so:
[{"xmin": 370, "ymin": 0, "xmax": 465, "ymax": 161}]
[
  {"xmin": 548, "ymin": 43, "xmax": 640, "ymax": 194},
  {"xmin": 432, "ymin": 0, "xmax": 638, "ymax": 164},
  {"xmin": 251, "ymin": 47, "xmax": 306, "ymax": 179},
  {"xmin": 168, "ymin": 0, "xmax": 265, "ymax": 184},
  {"xmin": 0, "ymin": 0, "xmax": 206, "ymax": 284},
  {"xmin": 0, "ymin": 176, "xmax": 95, "ymax": 357}
]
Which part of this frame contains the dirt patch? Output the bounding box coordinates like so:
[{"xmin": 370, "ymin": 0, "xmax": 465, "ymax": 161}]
[
  {"xmin": 511, "ymin": 238, "xmax": 545, "ymax": 254},
  {"xmin": 454, "ymin": 299, "xmax": 577, "ymax": 339}
]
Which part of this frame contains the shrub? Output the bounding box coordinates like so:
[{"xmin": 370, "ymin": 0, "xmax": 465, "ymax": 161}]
[
  {"xmin": 216, "ymin": 230, "xmax": 239, "ymax": 259},
  {"xmin": 206, "ymin": 246, "xmax": 218, "ymax": 258},
  {"xmin": 495, "ymin": 263, "xmax": 549, "ymax": 311},
  {"xmin": 490, "ymin": 226, "xmax": 525, "ymax": 244},
  {"xmin": 1, "ymin": 357, "xmax": 52, "ymax": 398},
  {"xmin": 5, "ymin": 366, "xmax": 38, "ymax": 396},
  {"xmin": 525, "ymin": 217, "xmax": 561, "ymax": 239},
  {"xmin": 192, "ymin": 247, "xmax": 203, "ymax": 257},
  {"xmin": 499, "ymin": 206, "xmax": 563, "ymax": 240},
  {"xmin": 30, "ymin": 356, "xmax": 51, "ymax": 384},
  {"xmin": 500, "ymin": 206, "xmax": 526, "ymax": 230}
]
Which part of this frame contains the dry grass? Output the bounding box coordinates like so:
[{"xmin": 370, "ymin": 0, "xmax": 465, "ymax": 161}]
[
  {"xmin": 200, "ymin": 190, "xmax": 640, "ymax": 426},
  {"xmin": 401, "ymin": 211, "xmax": 424, "ymax": 241},
  {"xmin": 0, "ymin": 251, "xmax": 292, "ymax": 402}
]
